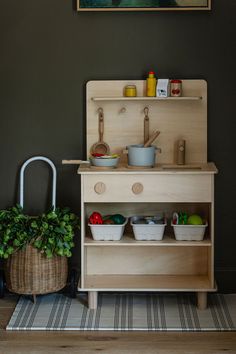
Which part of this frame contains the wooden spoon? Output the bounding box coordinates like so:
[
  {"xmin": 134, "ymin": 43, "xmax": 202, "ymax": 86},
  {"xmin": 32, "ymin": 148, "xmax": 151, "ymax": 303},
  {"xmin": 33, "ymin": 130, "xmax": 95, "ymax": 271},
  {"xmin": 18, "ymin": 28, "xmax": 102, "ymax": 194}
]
[
  {"xmin": 144, "ymin": 130, "xmax": 160, "ymax": 148},
  {"xmin": 144, "ymin": 107, "xmax": 149, "ymax": 144},
  {"xmin": 90, "ymin": 108, "xmax": 110, "ymax": 155}
]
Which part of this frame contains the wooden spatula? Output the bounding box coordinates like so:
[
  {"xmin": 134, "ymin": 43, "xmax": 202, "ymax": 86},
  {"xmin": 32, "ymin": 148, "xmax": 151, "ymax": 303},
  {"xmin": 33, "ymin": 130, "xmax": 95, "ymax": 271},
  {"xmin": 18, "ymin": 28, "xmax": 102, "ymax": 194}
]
[{"xmin": 144, "ymin": 130, "xmax": 160, "ymax": 147}]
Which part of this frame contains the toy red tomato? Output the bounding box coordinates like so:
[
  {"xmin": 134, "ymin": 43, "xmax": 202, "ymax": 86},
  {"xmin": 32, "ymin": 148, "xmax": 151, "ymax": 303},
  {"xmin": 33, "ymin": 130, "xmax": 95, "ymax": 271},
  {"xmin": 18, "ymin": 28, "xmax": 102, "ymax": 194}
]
[
  {"xmin": 91, "ymin": 153, "xmax": 104, "ymax": 157},
  {"xmin": 89, "ymin": 212, "xmax": 103, "ymax": 224}
]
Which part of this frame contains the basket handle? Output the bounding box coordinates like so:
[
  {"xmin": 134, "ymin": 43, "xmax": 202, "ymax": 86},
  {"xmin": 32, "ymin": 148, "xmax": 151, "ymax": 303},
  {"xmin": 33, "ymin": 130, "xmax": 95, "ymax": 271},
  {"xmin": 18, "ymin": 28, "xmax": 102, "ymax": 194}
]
[{"xmin": 20, "ymin": 156, "xmax": 57, "ymax": 211}]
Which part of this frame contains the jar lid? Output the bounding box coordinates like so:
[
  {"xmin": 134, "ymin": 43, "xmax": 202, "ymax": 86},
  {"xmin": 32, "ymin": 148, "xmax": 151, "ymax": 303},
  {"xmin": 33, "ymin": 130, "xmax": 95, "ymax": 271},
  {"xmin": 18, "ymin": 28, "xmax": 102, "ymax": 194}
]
[
  {"xmin": 170, "ymin": 79, "xmax": 182, "ymax": 83},
  {"xmin": 125, "ymin": 85, "xmax": 136, "ymax": 89}
]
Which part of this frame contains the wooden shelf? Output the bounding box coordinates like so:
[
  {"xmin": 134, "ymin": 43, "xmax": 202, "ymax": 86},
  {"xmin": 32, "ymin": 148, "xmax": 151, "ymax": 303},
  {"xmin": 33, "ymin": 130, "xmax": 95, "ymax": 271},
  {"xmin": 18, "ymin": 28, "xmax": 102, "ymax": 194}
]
[
  {"xmin": 83, "ymin": 274, "xmax": 214, "ymax": 292},
  {"xmin": 84, "ymin": 234, "xmax": 211, "ymax": 247},
  {"xmin": 91, "ymin": 96, "xmax": 202, "ymax": 102}
]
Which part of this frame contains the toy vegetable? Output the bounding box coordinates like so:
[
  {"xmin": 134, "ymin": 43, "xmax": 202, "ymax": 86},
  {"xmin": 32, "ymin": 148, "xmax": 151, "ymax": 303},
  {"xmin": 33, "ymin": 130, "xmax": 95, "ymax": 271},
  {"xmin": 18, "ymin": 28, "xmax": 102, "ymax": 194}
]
[
  {"xmin": 89, "ymin": 212, "xmax": 103, "ymax": 224},
  {"xmin": 178, "ymin": 212, "xmax": 188, "ymax": 225},
  {"xmin": 110, "ymin": 214, "xmax": 126, "ymax": 224}
]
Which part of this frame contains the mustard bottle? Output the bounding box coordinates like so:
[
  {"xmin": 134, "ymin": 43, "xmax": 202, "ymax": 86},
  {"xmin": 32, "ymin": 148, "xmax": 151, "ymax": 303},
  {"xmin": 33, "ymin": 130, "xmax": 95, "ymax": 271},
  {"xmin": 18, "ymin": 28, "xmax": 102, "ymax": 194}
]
[{"xmin": 146, "ymin": 71, "xmax": 157, "ymax": 97}]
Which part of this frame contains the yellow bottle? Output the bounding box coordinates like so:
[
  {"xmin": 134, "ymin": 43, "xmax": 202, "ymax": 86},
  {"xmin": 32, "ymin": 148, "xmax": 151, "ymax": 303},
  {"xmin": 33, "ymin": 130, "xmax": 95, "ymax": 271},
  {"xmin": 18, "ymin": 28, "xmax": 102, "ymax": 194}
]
[{"xmin": 146, "ymin": 71, "xmax": 157, "ymax": 97}]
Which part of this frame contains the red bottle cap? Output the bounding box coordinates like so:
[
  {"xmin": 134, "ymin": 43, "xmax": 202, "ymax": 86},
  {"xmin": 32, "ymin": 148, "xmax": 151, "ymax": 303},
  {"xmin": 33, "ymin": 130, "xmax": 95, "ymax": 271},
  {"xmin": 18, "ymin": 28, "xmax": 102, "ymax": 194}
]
[{"xmin": 170, "ymin": 79, "xmax": 182, "ymax": 83}]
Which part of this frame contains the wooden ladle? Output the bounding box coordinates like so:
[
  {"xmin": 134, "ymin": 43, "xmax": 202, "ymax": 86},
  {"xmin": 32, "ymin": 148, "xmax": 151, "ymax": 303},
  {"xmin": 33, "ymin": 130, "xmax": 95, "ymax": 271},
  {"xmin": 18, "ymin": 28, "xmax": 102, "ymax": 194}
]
[
  {"xmin": 90, "ymin": 108, "xmax": 110, "ymax": 155},
  {"xmin": 143, "ymin": 130, "xmax": 160, "ymax": 147}
]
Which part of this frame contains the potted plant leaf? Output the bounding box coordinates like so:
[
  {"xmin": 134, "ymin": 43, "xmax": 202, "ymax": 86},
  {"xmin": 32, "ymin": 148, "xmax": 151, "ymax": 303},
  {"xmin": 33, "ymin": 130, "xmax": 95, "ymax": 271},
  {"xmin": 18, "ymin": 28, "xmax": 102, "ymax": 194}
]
[{"xmin": 0, "ymin": 157, "xmax": 80, "ymax": 300}]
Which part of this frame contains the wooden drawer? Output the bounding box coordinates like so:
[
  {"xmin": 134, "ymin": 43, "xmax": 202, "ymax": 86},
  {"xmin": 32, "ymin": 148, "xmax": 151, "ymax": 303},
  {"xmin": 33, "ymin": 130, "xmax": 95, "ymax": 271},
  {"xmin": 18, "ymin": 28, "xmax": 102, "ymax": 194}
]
[{"xmin": 82, "ymin": 174, "xmax": 213, "ymax": 202}]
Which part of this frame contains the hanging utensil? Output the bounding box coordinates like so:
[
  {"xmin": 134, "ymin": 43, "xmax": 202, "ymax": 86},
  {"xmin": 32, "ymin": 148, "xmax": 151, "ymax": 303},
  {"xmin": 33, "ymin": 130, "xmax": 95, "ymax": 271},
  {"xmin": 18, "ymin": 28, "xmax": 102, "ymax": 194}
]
[
  {"xmin": 90, "ymin": 108, "xmax": 110, "ymax": 155},
  {"xmin": 144, "ymin": 130, "xmax": 160, "ymax": 148},
  {"xmin": 144, "ymin": 107, "xmax": 149, "ymax": 144}
]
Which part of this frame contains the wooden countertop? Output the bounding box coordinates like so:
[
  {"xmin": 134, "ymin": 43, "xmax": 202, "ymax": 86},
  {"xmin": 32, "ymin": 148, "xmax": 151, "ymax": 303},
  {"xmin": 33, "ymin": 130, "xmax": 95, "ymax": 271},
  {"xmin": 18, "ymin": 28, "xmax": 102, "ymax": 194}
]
[{"xmin": 78, "ymin": 162, "xmax": 218, "ymax": 175}]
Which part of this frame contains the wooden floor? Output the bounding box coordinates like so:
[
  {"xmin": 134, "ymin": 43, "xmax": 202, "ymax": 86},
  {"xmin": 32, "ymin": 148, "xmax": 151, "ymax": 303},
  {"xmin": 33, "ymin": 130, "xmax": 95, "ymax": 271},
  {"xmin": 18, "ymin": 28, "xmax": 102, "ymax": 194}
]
[{"xmin": 1, "ymin": 294, "xmax": 236, "ymax": 354}]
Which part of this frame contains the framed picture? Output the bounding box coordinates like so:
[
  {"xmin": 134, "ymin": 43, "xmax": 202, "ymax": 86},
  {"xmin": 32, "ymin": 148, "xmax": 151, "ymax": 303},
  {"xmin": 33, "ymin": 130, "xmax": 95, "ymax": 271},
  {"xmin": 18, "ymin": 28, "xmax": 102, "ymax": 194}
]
[{"xmin": 77, "ymin": 0, "xmax": 211, "ymax": 11}]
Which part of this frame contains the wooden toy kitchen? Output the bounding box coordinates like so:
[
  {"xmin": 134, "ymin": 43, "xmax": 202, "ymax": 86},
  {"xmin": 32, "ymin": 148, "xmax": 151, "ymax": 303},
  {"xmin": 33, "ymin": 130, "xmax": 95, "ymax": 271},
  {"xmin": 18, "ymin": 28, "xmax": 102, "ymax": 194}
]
[{"xmin": 64, "ymin": 78, "xmax": 218, "ymax": 310}]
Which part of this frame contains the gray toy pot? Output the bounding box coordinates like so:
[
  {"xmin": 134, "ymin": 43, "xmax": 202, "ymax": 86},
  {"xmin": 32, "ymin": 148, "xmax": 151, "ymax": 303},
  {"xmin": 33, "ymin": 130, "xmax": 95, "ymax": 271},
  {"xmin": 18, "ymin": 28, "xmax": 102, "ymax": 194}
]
[{"xmin": 128, "ymin": 144, "xmax": 159, "ymax": 167}]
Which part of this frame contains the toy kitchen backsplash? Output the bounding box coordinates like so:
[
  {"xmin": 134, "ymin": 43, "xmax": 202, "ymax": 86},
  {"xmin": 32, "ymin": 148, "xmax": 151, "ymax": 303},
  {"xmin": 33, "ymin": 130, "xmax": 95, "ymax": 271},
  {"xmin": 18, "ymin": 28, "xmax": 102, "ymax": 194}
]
[{"xmin": 64, "ymin": 74, "xmax": 208, "ymax": 169}]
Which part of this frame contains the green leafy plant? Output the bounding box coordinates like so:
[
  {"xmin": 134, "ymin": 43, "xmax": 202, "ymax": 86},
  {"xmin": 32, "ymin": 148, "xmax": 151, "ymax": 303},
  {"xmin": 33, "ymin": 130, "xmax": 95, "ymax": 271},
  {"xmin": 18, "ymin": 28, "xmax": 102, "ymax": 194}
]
[{"xmin": 0, "ymin": 205, "xmax": 80, "ymax": 259}]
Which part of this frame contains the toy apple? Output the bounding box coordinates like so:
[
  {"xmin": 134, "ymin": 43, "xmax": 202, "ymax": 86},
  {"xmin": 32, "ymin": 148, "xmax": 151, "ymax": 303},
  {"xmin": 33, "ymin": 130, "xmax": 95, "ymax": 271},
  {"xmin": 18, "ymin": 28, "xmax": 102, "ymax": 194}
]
[{"xmin": 187, "ymin": 214, "xmax": 203, "ymax": 225}]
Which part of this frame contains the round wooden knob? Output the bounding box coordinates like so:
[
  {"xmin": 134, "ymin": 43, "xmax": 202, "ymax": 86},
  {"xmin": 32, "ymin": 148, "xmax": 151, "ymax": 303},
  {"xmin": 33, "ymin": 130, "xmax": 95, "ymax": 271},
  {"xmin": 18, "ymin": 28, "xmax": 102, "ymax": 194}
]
[
  {"xmin": 94, "ymin": 182, "xmax": 106, "ymax": 194},
  {"xmin": 132, "ymin": 182, "xmax": 143, "ymax": 195}
]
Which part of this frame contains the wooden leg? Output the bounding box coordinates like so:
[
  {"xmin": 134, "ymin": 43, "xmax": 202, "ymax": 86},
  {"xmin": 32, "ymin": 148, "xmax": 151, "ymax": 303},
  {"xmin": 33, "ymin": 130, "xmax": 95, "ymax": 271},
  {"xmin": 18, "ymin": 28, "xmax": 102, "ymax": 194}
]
[
  {"xmin": 197, "ymin": 292, "xmax": 207, "ymax": 310},
  {"xmin": 88, "ymin": 291, "xmax": 98, "ymax": 309}
]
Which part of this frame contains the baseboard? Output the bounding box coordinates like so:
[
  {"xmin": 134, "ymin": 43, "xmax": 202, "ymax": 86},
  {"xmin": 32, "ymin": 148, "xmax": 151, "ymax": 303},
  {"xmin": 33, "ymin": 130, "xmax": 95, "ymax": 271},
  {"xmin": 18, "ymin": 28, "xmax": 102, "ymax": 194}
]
[{"xmin": 215, "ymin": 267, "xmax": 236, "ymax": 293}]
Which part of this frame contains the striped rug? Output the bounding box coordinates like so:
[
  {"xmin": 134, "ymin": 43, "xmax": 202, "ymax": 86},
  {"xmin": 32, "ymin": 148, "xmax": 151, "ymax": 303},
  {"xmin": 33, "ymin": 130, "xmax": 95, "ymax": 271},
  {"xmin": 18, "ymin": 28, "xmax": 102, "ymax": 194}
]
[{"xmin": 6, "ymin": 293, "xmax": 236, "ymax": 331}]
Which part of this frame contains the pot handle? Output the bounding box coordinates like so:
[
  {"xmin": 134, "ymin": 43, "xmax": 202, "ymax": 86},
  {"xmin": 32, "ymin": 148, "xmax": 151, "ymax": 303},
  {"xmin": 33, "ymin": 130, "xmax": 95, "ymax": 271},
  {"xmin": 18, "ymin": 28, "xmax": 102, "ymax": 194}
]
[
  {"xmin": 155, "ymin": 147, "xmax": 162, "ymax": 153},
  {"xmin": 19, "ymin": 156, "xmax": 57, "ymax": 211},
  {"xmin": 62, "ymin": 160, "xmax": 90, "ymax": 164}
]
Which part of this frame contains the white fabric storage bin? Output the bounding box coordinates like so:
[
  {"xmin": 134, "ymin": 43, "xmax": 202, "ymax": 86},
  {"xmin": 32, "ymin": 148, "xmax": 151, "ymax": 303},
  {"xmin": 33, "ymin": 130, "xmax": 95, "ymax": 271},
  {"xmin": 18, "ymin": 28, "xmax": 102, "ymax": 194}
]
[
  {"xmin": 89, "ymin": 219, "xmax": 128, "ymax": 241},
  {"xmin": 131, "ymin": 216, "xmax": 166, "ymax": 241},
  {"xmin": 172, "ymin": 222, "xmax": 208, "ymax": 241}
]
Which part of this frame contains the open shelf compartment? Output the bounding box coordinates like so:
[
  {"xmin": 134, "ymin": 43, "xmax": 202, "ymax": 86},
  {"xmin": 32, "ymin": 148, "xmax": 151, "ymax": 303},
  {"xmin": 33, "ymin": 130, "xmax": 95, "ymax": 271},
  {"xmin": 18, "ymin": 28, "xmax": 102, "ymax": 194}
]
[{"xmin": 83, "ymin": 274, "xmax": 215, "ymax": 292}]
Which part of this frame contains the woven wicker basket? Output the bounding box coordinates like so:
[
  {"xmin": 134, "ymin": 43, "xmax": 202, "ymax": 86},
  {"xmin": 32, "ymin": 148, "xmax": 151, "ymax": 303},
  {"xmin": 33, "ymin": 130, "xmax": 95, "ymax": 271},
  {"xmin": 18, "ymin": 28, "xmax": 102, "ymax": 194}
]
[
  {"xmin": 4, "ymin": 157, "xmax": 68, "ymax": 296},
  {"xmin": 5, "ymin": 244, "xmax": 68, "ymax": 295}
]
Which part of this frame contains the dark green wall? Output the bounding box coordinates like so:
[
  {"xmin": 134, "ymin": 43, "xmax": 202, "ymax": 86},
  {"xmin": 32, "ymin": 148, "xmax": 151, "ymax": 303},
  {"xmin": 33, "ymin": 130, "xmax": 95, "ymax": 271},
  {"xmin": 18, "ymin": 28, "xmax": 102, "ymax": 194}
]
[{"xmin": 0, "ymin": 0, "xmax": 236, "ymax": 291}]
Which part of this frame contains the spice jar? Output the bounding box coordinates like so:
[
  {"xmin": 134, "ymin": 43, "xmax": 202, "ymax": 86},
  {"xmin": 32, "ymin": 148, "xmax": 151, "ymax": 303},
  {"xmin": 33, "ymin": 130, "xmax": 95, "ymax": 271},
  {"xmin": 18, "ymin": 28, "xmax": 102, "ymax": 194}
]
[
  {"xmin": 170, "ymin": 79, "xmax": 182, "ymax": 97},
  {"xmin": 124, "ymin": 85, "xmax": 137, "ymax": 97}
]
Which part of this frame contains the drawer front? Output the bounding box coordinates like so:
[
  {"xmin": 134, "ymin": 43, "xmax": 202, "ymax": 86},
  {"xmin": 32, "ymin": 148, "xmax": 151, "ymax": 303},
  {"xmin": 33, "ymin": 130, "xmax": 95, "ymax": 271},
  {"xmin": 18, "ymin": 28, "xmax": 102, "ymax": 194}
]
[{"xmin": 82, "ymin": 174, "xmax": 213, "ymax": 202}]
